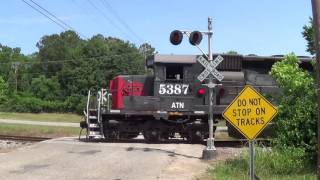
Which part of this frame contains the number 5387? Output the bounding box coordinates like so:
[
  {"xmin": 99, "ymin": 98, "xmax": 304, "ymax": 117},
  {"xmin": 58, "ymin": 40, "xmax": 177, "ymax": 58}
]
[{"xmin": 159, "ymin": 84, "xmax": 189, "ymax": 95}]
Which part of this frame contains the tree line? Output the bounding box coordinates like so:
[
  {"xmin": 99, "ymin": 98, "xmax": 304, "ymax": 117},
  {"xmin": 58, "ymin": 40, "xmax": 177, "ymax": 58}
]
[{"xmin": 0, "ymin": 30, "xmax": 154, "ymax": 113}]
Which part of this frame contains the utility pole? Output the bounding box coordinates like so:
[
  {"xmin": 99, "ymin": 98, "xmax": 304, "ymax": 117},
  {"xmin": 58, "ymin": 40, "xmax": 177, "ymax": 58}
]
[
  {"xmin": 11, "ymin": 62, "xmax": 20, "ymax": 92},
  {"xmin": 311, "ymin": 0, "xmax": 320, "ymax": 179}
]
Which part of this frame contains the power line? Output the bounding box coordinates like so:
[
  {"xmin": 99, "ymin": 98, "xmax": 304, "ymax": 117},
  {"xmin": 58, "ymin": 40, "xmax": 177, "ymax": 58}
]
[
  {"xmin": 71, "ymin": 0, "xmax": 102, "ymax": 28},
  {"xmin": 21, "ymin": 0, "xmax": 68, "ymax": 31},
  {"xmin": 87, "ymin": 0, "xmax": 133, "ymax": 42},
  {"xmin": 100, "ymin": 0, "xmax": 144, "ymax": 43},
  {"xmin": 0, "ymin": 53, "xmax": 142, "ymax": 65},
  {"xmin": 29, "ymin": 0, "xmax": 74, "ymax": 30},
  {"xmin": 28, "ymin": 0, "xmax": 88, "ymax": 39},
  {"xmin": 22, "ymin": 0, "xmax": 88, "ymax": 39},
  {"xmin": 15, "ymin": 73, "xmax": 110, "ymax": 82}
]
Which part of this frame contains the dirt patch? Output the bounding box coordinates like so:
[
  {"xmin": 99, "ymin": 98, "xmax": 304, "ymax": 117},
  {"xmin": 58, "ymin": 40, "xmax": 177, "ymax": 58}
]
[
  {"xmin": 193, "ymin": 147, "xmax": 243, "ymax": 180},
  {"xmin": 208, "ymin": 147, "xmax": 242, "ymax": 164},
  {"xmin": 0, "ymin": 140, "xmax": 33, "ymax": 153}
]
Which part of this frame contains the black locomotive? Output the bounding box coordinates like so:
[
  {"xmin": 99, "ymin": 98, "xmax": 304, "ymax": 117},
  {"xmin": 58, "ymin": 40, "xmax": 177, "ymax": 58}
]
[{"xmin": 81, "ymin": 54, "xmax": 313, "ymax": 143}]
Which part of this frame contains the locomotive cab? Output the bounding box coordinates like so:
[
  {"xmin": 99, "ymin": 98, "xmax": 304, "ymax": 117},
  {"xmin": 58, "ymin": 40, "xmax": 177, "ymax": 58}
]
[{"xmin": 145, "ymin": 54, "xmax": 250, "ymax": 119}]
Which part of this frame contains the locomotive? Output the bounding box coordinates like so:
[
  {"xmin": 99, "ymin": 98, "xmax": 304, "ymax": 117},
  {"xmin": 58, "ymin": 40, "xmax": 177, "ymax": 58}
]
[{"xmin": 80, "ymin": 54, "xmax": 313, "ymax": 143}]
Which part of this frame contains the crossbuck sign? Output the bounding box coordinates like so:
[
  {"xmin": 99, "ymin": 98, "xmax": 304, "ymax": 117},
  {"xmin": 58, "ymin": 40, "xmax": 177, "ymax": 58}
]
[{"xmin": 197, "ymin": 55, "xmax": 224, "ymax": 82}]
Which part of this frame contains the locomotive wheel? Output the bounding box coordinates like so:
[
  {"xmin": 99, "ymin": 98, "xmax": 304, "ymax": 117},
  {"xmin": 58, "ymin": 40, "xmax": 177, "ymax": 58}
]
[
  {"xmin": 120, "ymin": 132, "xmax": 140, "ymax": 139},
  {"xmin": 103, "ymin": 120, "xmax": 120, "ymax": 141},
  {"xmin": 187, "ymin": 130, "xmax": 204, "ymax": 144},
  {"xmin": 143, "ymin": 128, "xmax": 161, "ymax": 143},
  {"xmin": 103, "ymin": 126, "xmax": 119, "ymax": 140}
]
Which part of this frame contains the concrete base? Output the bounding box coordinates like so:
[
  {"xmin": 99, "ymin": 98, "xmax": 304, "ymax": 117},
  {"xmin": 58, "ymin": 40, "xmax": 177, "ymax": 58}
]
[{"xmin": 202, "ymin": 149, "xmax": 217, "ymax": 160}]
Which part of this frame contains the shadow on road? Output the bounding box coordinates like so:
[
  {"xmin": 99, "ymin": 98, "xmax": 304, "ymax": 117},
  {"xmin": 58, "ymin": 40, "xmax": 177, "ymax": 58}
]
[{"xmin": 125, "ymin": 146, "xmax": 200, "ymax": 159}]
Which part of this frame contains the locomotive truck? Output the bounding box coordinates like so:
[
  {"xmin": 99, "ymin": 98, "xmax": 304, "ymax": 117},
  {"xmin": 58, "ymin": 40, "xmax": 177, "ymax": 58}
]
[{"xmin": 80, "ymin": 54, "xmax": 313, "ymax": 143}]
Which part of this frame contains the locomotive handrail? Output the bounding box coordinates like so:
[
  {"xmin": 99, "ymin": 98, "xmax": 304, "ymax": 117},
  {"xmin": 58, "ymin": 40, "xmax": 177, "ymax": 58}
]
[
  {"xmin": 97, "ymin": 91, "xmax": 101, "ymax": 123},
  {"xmin": 86, "ymin": 90, "xmax": 91, "ymax": 125},
  {"xmin": 107, "ymin": 92, "xmax": 112, "ymax": 112},
  {"xmin": 86, "ymin": 90, "xmax": 91, "ymax": 139}
]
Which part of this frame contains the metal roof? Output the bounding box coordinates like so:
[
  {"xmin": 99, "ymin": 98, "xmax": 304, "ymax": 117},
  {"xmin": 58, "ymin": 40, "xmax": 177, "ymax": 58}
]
[
  {"xmin": 146, "ymin": 54, "xmax": 314, "ymax": 67},
  {"xmin": 148, "ymin": 54, "xmax": 198, "ymax": 64}
]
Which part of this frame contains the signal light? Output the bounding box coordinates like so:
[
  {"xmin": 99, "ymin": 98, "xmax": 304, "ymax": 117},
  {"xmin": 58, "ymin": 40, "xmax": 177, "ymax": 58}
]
[
  {"xmin": 197, "ymin": 88, "xmax": 206, "ymax": 95},
  {"xmin": 170, "ymin": 30, "xmax": 183, "ymax": 45},
  {"xmin": 218, "ymin": 88, "xmax": 225, "ymax": 97},
  {"xmin": 189, "ymin": 31, "xmax": 202, "ymax": 46}
]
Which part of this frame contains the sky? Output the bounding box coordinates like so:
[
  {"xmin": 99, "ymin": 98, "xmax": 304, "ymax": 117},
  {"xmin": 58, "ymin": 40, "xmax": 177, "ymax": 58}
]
[{"xmin": 0, "ymin": 0, "xmax": 313, "ymax": 56}]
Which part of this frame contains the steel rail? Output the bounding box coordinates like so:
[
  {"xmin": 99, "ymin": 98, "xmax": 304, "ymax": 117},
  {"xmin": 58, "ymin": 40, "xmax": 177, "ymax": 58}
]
[{"xmin": 0, "ymin": 135, "xmax": 51, "ymax": 142}]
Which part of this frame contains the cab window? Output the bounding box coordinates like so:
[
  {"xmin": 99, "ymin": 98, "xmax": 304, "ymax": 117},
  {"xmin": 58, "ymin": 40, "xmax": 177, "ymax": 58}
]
[{"xmin": 166, "ymin": 65, "xmax": 183, "ymax": 80}]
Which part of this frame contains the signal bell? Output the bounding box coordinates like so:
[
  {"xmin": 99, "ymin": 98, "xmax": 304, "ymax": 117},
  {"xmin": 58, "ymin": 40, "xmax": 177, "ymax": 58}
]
[
  {"xmin": 189, "ymin": 31, "xmax": 202, "ymax": 46},
  {"xmin": 170, "ymin": 30, "xmax": 183, "ymax": 45}
]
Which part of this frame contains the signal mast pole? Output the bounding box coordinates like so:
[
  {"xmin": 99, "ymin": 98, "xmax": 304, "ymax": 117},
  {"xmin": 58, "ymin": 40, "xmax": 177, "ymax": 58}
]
[
  {"xmin": 169, "ymin": 17, "xmax": 223, "ymax": 159},
  {"xmin": 203, "ymin": 17, "xmax": 217, "ymax": 157},
  {"xmin": 311, "ymin": 0, "xmax": 320, "ymax": 179}
]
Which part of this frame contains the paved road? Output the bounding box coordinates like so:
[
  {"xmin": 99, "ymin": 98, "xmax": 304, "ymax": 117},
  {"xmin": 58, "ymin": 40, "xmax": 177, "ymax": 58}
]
[{"xmin": 0, "ymin": 137, "xmax": 240, "ymax": 180}]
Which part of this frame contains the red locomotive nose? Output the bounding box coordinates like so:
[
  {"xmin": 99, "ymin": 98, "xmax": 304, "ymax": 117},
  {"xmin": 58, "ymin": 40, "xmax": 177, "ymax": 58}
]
[{"xmin": 197, "ymin": 88, "xmax": 206, "ymax": 95}]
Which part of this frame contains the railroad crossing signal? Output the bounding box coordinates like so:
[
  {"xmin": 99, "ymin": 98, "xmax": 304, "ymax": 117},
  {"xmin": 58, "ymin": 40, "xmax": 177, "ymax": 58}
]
[
  {"xmin": 197, "ymin": 55, "xmax": 224, "ymax": 82},
  {"xmin": 189, "ymin": 31, "xmax": 203, "ymax": 45},
  {"xmin": 169, "ymin": 30, "xmax": 183, "ymax": 45},
  {"xmin": 169, "ymin": 18, "xmax": 220, "ymax": 160},
  {"xmin": 222, "ymin": 85, "xmax": 278, "ymax": 140}
]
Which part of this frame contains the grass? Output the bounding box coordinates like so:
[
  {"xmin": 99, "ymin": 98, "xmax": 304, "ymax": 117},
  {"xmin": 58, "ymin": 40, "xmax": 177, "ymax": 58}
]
[
  {"xmin": 0, "ymin": 112, "xmax": 82, "ymax": 123},
  {"xmin": 216, "ymin": 119, "xmax": 226, "ymax": 127},
  {"xmin": 0, "ymin": 123, "xmax": 80, "ymax": 138},
  {"xmin": 205, "ymin": 147, "xmax": 316, "ymax": 180}
]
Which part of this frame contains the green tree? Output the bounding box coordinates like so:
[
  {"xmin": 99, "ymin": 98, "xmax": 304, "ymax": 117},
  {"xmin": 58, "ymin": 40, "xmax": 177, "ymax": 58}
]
[
  {"xmin": 0, "ymin": 76, "xmax": 8, "ymax": 103},
  {"xmin": 302, "ymin": 17, "xmax": 315, "ymax": 55},
  {"xmin": 0, "ymin": 31, "xmax": 152, "ymax": 113},
  {"xmin": 36, "ymin": 30, "xmax": 84, "ymax": 77},
  {"xmin": 59, "ymin": 35, "xmax": 145, "ymax": 96},
  {"xmin": 0, "ymin": 44, "xmax": 32, "ymax": 91},
  {"xmin": 270, "ymin": 53, "xmax": 316, "ymax": 161},
  {"xmin": 139, "ymin": 43, "xmax": 156, "ymax": 58},
  {"xmin": 224, "ymin": 50, "xmax": 239, "ymax": 55},
  {"xmin": 30, "ymin": 75, "xmax": 61, "ymax": 101}
]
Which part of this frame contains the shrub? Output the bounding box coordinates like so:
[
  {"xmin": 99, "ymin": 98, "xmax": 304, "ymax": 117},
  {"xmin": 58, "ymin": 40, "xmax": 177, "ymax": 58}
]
[
  {"xmin": 0, "ymin": 94, "xmax": 66, "ymax": 113},
  {"xmin": 270, "ymin": 53, "xmax": 317, "ymax": 162},
  {"xmin": 0, "ymin": 76, "xmax": 8, "ymax": 103},
  {"xmin": 210, "ymin": 147, "xmax": 312, "ymax": 179},
  {"xmin": 254, "ymin": 147, "xmax": 306, "ymax": 175},
  {"xmin": 64, "ymin": 94, "xmax": 87, "ymax": 114},
  {"xmin": 0, "ymin": 92, "xmax": 88, "ymax": 114},
  {"xmin": 30, "ymin": 75, "xmax": 62, "ymax": 101}
]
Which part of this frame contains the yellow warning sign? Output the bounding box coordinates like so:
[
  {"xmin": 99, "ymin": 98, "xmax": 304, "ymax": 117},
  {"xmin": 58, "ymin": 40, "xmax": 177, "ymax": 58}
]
[{"xmin": 222, "ymin": 85, "xmax": 278, "ymax": 140}]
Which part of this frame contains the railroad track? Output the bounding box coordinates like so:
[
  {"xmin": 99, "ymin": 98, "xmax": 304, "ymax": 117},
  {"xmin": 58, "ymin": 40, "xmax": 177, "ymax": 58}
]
[
  {"xmin": 0, "ymin": 135, "xmax": 51, "ymax": 142},
  {"xmin": 80, "ymin": 136, "xmax": 270, "ymax": 147},
  {"xmin": 0, "ymin": 135, "xmax": 268, "ymax": 146}
]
